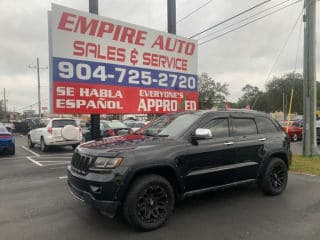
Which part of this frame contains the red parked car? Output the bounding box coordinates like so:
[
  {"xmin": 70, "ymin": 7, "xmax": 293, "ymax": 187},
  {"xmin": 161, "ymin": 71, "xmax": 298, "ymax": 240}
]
[{"xmin": 280, "ymin": 121, "xmax": 303, "ymax": 141}]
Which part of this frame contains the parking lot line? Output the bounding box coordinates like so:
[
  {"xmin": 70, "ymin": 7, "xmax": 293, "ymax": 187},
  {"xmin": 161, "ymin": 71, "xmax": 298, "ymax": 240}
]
[
  {"xmin": 0, "ymin": 156, "xmax": 28, "ymax": 160},
  {"xmin": 21, "ymin": 146, "xmax": 40, "ymax": 157},
  {"xmin": 38, "ymin": 161, "xmax": 69, "ymax": 163},
  {"xmin": 45, "ymin": 162, "xmax": 69, "ymax": 166},
  {"xmin": 59, "ymin": 176, "xmax": 67, "ymax": 179},
  {"xmin": 26, "ymin": 156, "xmax": 43, "ymax": 167},
  {"xmin": 34, "ymin": 156, "xmax": 71, "ymax": 159},
  {"xmin": 37, "ymin": 153, "xmax": 73, "ymax": 157}
]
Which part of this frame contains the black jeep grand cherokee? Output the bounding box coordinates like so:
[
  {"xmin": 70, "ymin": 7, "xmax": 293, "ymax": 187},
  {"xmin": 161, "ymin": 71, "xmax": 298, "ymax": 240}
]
[{"xmin": 67, "ymin": 110, "xmax": 291, "ymax": 231}]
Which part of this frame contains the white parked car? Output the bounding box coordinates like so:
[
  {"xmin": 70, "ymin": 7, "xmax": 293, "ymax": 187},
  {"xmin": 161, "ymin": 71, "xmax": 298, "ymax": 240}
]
[{"xmin": 27, "ymin": 118, "xmax": 82, "ymax": 152}]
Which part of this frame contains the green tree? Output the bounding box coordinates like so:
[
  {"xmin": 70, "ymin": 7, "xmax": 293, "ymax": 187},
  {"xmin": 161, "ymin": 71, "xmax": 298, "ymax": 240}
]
[
  {"xmin": 198, "ymin": 73, "xmax": 229, "ymax": 109},
  {"xmin": 238, "ymin": 84, "xmax": 262, "ymax": 109},
  {"xmin": 264, "ymin": 72, "xmax": 303, "ymax": 114}
]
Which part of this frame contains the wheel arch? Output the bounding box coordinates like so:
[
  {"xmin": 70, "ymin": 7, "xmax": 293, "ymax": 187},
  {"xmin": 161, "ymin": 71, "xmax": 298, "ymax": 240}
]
[
  {"xmin": 118, "ymin": 165, "xmax": 183, "ymax": 202},
  {"xmin": 258, "ymin": 151, "xmax": 289, "ymax": 178}
]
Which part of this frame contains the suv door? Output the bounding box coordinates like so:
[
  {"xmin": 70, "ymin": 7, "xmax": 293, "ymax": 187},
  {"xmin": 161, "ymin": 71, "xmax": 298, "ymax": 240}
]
[
  {"xmin": 183, "ymin": 116, "xmax": 238, "ymax": 192},
  {"xmin": 231, "ymin": 116, "xmax": 263, "ymax": 181},
  {"xmin": 32, "ymin": 120, "xmax": 47, "ymax": 143}
]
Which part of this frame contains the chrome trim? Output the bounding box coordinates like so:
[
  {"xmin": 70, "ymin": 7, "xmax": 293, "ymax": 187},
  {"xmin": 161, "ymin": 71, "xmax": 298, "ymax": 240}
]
[
  {"xmin": 224, "ymin": 142, "xmax": 234, "ymax": 145},
  {"xmin": 183, "ymin": 179, "xmax": 256, "ymax": 198},
  {"xmin": 187, "ymin": 161, "xmax": 258, "ymax": 177}
]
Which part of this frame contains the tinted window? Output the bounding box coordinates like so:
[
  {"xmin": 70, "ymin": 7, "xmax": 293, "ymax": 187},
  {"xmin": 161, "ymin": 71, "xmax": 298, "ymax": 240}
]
[
  {"xmin": 38, "ymin": 119, "xmax": 50, "ymax": 128},
  {"xmin": 255, "ymin": 117, "xmax": 279, "ymax": 134},
  {"xmin": 142, "ymin": 113, "xmax": 201, "ymax": 138},
  {"xmin": 205, "ymin": 118, "xmax": 229, "ymax": 138},
  {"xmin": 232, "ymin": 118, "xmax": 257, "ymax": 136},
  {"xmin": 52, "ymin": 120, "xmax": 76, "ymax": 128}
]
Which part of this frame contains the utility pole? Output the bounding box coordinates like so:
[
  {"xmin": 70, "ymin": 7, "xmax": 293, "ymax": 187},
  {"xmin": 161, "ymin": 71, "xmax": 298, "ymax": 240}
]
[
  {"xmin": 167, "ymin": 0, "xmax": 176, "ymax": 34},
  {"xmin": 89, "ymin": 0, "xmax": 101, "ymax": 140},
  {"xmin": 28, "ymin": 57, "xmax": 47, "ymax": 118},
  {"xmin": 3, "ymin": 88, "xmax": 6, "ymax": 113},
  {"xmin": 303, "ymin": 0, "xmax": 317, "ymax": 156}
]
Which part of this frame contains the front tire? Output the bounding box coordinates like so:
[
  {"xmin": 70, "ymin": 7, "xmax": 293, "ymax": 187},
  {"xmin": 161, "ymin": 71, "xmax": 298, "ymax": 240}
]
[
  {"xmin": 260, "ymin": 158, "xmax": 288, "ymax": 196},
  {"xmin": 40, "ymin": 137, "xmax": 48, "ymax": 152},
  {"xmin": 122, "ymin": 174, "xmax": 175, "ymax": 231}
]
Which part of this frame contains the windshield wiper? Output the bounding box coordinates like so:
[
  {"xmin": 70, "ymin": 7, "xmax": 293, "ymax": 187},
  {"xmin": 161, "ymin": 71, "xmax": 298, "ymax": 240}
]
[{"xmin": 157, "ymin": 134, "xmax": 169, "ymax": 137}]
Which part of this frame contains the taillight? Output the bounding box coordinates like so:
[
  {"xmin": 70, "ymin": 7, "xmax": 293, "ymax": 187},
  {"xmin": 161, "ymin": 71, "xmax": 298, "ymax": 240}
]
[
  {"xmin": 107, "ymin": 129, "xmax": 115, "ymax": 136},
  {"xmin": 47, "ymin": 127, "xmax": 53, "ymax": 134},
  {"xmin": 0, "ymin": 134, "xmax": 11, "ymax": 139}
]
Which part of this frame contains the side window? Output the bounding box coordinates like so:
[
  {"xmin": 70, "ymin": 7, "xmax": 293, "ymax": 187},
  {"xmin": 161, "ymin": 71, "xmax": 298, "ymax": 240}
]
[
  {"xmin": 205, "ymin": 118, "xmax": 229, "ymax": 138},
  {"xmin": 232, "ymin": 118, "xmax": 257, "ymax": 136},
  {"xmin": 255, "ymin": 117, "xmax": 279, "ymax": 134}
]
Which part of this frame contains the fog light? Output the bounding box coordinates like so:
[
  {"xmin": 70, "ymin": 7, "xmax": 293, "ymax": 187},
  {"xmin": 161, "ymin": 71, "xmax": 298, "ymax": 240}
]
[{"xmin": 90, "ymin": 185, "xmax": 102, "ymax": 194}]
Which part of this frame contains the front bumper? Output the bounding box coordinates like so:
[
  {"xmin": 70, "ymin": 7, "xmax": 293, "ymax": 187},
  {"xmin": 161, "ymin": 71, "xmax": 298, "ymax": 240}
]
[
  {"xmin": 68, "ymin": 180, "xmax": 120, "ymax": 217},
  {"xmin": 67, "ymin": 166, "xmax": 124, "ymax": 217}
]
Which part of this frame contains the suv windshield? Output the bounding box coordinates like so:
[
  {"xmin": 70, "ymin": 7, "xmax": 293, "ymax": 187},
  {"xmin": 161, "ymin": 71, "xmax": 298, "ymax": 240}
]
[{"xmin": 140, "ymin": 113, "xmax": 201, "ymax": 138}]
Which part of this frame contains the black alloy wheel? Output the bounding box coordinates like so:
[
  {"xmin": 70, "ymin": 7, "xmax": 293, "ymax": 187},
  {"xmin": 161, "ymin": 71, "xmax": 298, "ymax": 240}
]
[
  {"xmin": 123, "ymin": 174, "xmax": 174, "ymax": 231},
  {"xmin": 136, "ymin": 184, "xmax": 169, "ymax": 224},
  {"xmin": 260, "ymin": 157, "xmax": 288, "ymax": 196},
  {"xmin": 269, "ymin": 163, "xmax": 286, "ymax": 190}
]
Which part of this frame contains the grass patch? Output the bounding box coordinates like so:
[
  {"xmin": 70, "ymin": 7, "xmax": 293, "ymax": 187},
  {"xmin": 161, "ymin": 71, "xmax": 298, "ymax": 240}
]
[{"xmin": 290, "ymin": 155, "xmax": 320, "ymax": 176}]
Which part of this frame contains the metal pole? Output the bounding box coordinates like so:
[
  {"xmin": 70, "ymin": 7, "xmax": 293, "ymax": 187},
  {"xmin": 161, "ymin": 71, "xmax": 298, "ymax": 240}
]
[
  {"xmin": 37, "ymin": 57, "xmax": 41, "ymax": 117},
  {"xmin": 3, "ymin": 88, "xmax": 6, "ymax": 113},
  {"xmin": 89, "ymin": 0, "xmax": 101, "ymax": 140},
  {"xmin": 303, "ymin": 0, "xmax": 317, "ymax": 156},
  {"xmin": 167, "ymin": 0, "xmax": 176, "ymax": 34},
  {"xmin": 282, "ymin": 92, "xmax": 285, "ymax": 121}
]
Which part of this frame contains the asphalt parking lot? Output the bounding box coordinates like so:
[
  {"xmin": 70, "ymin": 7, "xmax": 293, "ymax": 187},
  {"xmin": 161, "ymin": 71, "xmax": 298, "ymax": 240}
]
[{"xmin": 0, "ymin": 136, "xmax": 320, "ymax": 240}]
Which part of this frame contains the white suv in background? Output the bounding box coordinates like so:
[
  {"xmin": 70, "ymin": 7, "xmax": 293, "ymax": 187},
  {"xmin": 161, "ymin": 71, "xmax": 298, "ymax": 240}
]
[{"xmin": 27, "ymin": 118, "xmax": 82, "ymax": 152}]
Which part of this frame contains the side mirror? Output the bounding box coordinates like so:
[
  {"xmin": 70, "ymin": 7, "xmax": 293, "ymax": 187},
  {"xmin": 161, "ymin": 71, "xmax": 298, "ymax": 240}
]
[{"xmin": 193, "ymin": 128, "xmax": 212, "ymax": 140}]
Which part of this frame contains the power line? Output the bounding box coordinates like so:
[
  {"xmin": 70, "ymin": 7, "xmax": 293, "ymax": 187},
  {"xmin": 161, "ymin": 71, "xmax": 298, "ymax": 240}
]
[
  {"xmin": 264, "ymin": 7, "xmax": 303, "ymax": 83},
  {"xmin": 177, "ymin": 0, "xmax": 214, "ymax": 24},
  {"xmin": 199, "ymin": 0, "xmax": 302, "ymax": 46},
  {"xmin": 189, "ymin": 0, "xmax": 271, "ymax": 38},
  {"xmin": 197, "ymin": 0, "xmax": 293, "ymax": 41}
]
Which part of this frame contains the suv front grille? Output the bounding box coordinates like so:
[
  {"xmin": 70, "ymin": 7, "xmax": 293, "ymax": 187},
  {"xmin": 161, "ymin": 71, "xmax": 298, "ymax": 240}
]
[{"xmin": 71, "ymin": 152, "xmax": 94, "ymax": 175}]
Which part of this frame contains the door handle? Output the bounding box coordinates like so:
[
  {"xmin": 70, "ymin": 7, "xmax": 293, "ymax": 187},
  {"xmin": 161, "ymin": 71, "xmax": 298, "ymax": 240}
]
[
  {"xmin": 258, "ymin": 138, "xmax": 266, "ymax": 142},
  {"xmin": 224, "ymin": 142, "xmax": 234, "ymax": 145}
]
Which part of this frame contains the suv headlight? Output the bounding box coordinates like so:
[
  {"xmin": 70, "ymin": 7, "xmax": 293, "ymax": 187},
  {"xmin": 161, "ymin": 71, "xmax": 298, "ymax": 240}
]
[{"xmin": 92, "ymin": 157, "xmax": 123, "ymax": 169}]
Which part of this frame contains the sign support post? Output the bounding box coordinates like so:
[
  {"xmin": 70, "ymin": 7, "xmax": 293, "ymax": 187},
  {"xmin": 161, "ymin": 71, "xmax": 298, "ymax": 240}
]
[
  {"xmin": 167, "ymin": 0, "xmax": 176, "ymax": 34},
  {"xmin": 89, "ymin": 0, "xmax": 101, "ymax": 140}
]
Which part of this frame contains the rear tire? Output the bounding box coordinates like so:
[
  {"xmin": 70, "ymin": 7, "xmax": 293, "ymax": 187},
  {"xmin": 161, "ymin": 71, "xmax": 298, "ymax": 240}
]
[
  {"xmin": 28, "ymin": 136, "xmax": 34, "ymax": 148},
  {"xmin": 260, "ymin": 157, "xmax": 288, "ymax": 196},
  {"xmin": 9, "ymin": 146, "xmax": 15, "ymax": 155},
  {"xmin": 40, "ymin": 137, "xmax": 48, "ymax": 152},
  {"xmin": 122, "ymin": 174, "xmax": 174, "ymax": 231}
]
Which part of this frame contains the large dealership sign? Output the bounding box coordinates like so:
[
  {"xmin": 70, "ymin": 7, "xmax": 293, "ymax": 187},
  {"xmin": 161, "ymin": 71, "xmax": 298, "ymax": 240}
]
[{"xmin": 48, "ymin": 4, "xmax": 198, "ymax": 114}]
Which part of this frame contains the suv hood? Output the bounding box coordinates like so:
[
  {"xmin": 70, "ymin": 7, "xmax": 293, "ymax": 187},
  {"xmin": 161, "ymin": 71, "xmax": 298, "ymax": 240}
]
[{"xmin": 77, "ymin": 134, "xmax": 172, "ymax": 157}]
